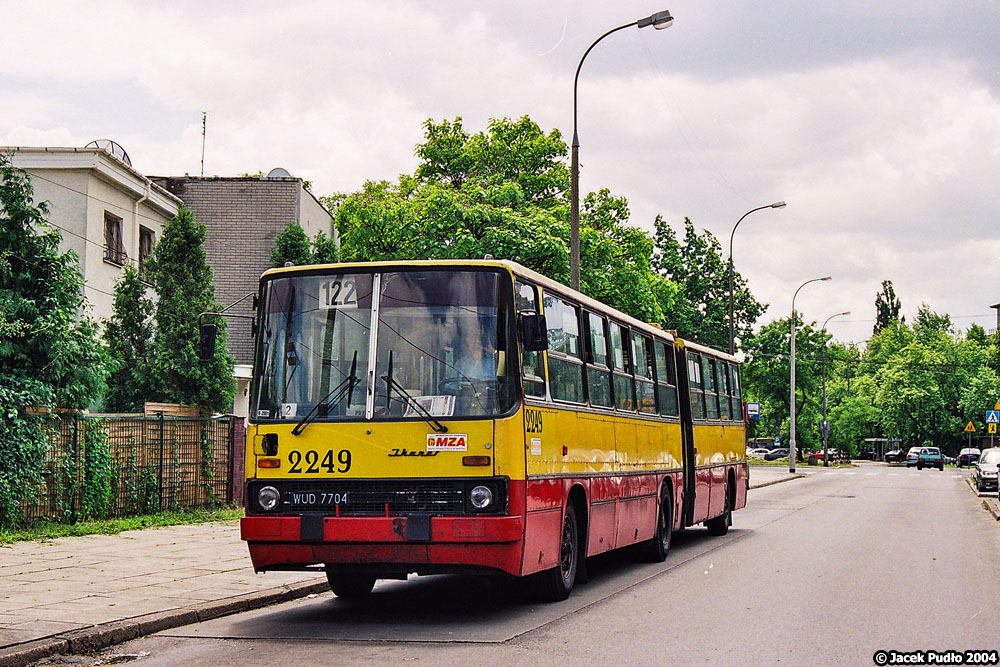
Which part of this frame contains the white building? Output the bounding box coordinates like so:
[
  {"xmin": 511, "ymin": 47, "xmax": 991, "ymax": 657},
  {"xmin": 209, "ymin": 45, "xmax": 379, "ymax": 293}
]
[{"xmin": 6, "ymin": 144, "xmax": 182, "ymax": 321}]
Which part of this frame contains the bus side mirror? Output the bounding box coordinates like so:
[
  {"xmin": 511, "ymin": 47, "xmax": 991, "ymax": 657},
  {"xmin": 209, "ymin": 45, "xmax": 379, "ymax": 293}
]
[
  {"xmin": 519, "ymin": 313, "xmax": 548, "ymax": 352},
  {"xmin": 199, "ymin": 323, "xmax": 217, "ymax": 361}
]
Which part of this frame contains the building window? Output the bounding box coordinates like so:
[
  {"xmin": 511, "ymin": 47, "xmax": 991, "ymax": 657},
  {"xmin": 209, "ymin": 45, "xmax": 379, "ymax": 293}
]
[
  {"xmin": 139, "ymin": 226, "xmax": 155, "ymax": 274},
  {"xmin": 104, "ymin": 212, "xmax": 127, "ymax": 265}
]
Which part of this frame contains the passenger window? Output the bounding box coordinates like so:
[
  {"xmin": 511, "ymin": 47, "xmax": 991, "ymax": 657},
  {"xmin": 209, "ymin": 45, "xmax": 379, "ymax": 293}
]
[
  {"xmin": 705, "ymin": 358, "xmax": 720, "ymax": 420},
  {"xmin": 544, "ymin": 294, "xmax": 584, "ymax": 403},
  {"xmin": 586, "ymin": 312, "xmax": 612, "ymax": 408},
  {"xmin": 655, "ymin": 341, "xmax": 678, "ymax": 417},
  {"xmin": 688, "ymin": 354, "xmax": 705, "ymax": 420},
  {"xmin": 515, "ymin": 281, "xmax": 546, "ymax": 399},
  {"xmin": 632, "ymin": 333, "xmax": 656, "ymax": 414},
  {"xmin": 610, "ymin": 322, "xmax": 633, "ymax": 411}
]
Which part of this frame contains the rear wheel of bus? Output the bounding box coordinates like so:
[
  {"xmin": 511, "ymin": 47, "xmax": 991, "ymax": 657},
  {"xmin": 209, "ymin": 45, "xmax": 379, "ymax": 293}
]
[
  {"xmin": 640, "ymin": 486, "xmax": 673, "ymax": 562},
  {"xmin": 326, "ymin": 570, "xmax": 377, "ymax": 599},
  {"xmin": 705, "ymin": 477, "xmax": 734, "ymax": 536},
  {"xmin": 538, "ymin": 503, "xmax": 579, "ymax": 602}
]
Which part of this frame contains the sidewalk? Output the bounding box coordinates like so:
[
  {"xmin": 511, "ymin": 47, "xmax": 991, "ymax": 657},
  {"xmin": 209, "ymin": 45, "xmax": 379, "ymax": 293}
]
[
  {"xmin": 748, "ymin": 464, "xmax": 803, "ymax": 489},
  {"xmin": 0, "ymin": 521, "xmax": 326, "ymax": 666},
  {"xmin": 1, "ymin": 467, "xmax": 806, "ymax": 666}
]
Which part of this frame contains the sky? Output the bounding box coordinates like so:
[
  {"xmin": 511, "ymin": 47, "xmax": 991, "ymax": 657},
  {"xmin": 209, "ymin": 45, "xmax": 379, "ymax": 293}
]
[{"xmin": 3, "ymin": 0, "xmax": 1000, "ymax": 346}]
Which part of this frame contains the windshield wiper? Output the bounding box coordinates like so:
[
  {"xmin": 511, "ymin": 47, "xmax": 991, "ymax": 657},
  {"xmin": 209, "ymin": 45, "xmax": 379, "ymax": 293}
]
[
  {"xmin": 292, "ymin": 351, "xmax": 359, "ymax": 436},
  {"xmin": 382, "ymin": 351, "xmax": 447, "ymax": 434}
]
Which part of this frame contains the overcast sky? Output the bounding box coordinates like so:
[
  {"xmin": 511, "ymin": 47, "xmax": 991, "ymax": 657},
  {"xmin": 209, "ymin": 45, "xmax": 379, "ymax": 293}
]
[{"xmin": 4, "ymin": 0, "xmax": 999, "ymax": 345}]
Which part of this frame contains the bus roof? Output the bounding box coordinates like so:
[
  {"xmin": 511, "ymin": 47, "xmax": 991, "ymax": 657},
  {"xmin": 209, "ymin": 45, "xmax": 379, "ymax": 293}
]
[{"xmin": 261, "ymin": 259, "xmax": 737, "ymax": 362}]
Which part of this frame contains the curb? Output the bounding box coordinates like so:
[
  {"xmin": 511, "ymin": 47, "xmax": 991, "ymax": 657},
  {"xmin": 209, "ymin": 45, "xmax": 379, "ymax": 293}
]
[
  {"xmin": 966, "ymin": 477, "xmax": 1000, "ymax": 520},
  {"xmin": 0, "ymin": 578, "xmax": 328, "ymax": 667},
  {"xmin": 749, "ymin": 473, "xmax": 804, "ymax": 490}
]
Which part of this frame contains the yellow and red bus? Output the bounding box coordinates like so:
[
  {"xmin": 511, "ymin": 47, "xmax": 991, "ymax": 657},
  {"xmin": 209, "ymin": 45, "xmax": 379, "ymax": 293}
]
[{"xmin": 238, "ymin": 259, "xmax": 746, "ymax": 600}]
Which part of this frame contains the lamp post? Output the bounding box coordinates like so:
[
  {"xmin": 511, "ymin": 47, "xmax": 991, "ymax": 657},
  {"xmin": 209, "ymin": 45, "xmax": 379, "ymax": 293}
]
[
  {"xmin": 790, "ymin": 276, "xmax": 832, "ymax": 473},
  {"xmin": 570, "ymin": 10, "xmax": 674, "ymax": 291},
  {"xmin": 727, "ymin": 201, "xmax": 786, "ymax": 354},
  {"xmin": 820, "ymin": 311, "xmax": 850, "ymax": 467}
]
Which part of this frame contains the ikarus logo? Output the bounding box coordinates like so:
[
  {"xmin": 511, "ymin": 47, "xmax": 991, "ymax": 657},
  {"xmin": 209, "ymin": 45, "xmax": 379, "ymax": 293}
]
[{"xmin": 426, "ymin": 433, "xmax": 468, "ymax": 451}]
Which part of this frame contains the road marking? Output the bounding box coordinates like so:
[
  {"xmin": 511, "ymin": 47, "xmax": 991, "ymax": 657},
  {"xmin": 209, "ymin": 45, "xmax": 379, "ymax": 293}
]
[
  {"xmin": 843, "ymin": 472, "xmax": 856, "ymax": 476},
  {"xmin": 888, "ymin": 473, "xmax": 897, "ymax": 476},
  {"xmin": 865, "ymin": 472, "xmax": 877, "ymax": 476}
]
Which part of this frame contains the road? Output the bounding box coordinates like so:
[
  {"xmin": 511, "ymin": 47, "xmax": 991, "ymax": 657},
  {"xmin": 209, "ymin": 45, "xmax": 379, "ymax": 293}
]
[{"xmin": 83, "ymin": 464, "xmax": 1000, "ymax": 666}]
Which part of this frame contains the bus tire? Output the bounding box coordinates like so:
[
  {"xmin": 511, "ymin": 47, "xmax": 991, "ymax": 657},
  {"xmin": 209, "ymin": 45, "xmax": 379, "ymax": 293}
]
[
  {"xmin": 640, "ymin": 487, "xmax": 673, "ymax": 562},
  {"xmin": 705, "ymin": 479, "xmax": 733, "ymax": 536},
  {"xmin": 538, "ymin": 503, "xmax": 579, "ymax": 602},
  {"xmin": 327, "ymin": 571, "xmax": 376, "ymax": 599}
]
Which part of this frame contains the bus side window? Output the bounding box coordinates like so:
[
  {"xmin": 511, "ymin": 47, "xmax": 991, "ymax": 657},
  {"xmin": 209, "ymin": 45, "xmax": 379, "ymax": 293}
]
[
  {"xmin": 543, "ymin": 294, "xmax": 585, "ymax": 404},
  {"xmin": 632, "ymin": 332, "xmax": 656, "ymax": 414},
  {"xmin": 515, "ymin": 280, "xmax": 546, "ymax": 399},
  {"xmin": 688, "ymin": 354, "xmax": 705, "ymax": 420},
  {"xmin": 655, "ymin": 341, "xmax": 679, "ymax": 417},
  {"xmin": 610, "ymin": 322, "xmax": 634, "ymax": 411},
  {"xmin": 729, "ymin": 363, "xmax": 743, "ymax": 422},
  {"xmin": 704, "ymin": 357, "xmax": 720, "ymax": 420},
  {"xmin": 715, "ymin": 360, "xmax": 730, "ymax": 420},
  {"xmin": 585, "ymin": 312, "xmax": 612, "ymax": 408}
]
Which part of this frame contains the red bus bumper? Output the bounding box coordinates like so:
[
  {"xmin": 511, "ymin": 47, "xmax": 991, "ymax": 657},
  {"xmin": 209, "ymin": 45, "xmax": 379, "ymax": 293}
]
[{"xmin": 242, "ymin": 515, "xmax": 525, "ymax": 576}]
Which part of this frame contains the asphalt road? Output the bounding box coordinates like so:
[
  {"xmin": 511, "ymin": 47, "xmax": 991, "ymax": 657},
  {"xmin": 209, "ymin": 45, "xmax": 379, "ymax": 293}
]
[{"xmin": 78, "ymin": 464, "xmax": 1000, "ymax": 666}]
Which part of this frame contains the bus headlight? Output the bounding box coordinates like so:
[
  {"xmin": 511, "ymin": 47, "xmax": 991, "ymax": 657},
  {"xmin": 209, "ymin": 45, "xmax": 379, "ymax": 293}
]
[
  {"xmin": 469, "ymin": 485, "xmax": 493, "ymax": 510},
  {"xmin": 258, "ymin": 485, "xmax": 280, "ymax": 511}
]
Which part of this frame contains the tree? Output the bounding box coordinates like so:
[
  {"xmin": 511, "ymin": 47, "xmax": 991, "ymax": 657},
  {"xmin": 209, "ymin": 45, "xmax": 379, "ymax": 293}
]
[
  {"xmin": 270, "ymin": 221, "xmax": 311, "ymax": 267},
  {"xmin": 652, "ymin": 216, "xmax": 765, "ymax": 349},
  {"xmin": 741, "ymin": 315, "xmax": 827, "ymax": 451},
  {"xmin": 334, "ymin": 115, "xmax": 675, "ymax": 323},
  {"xmin": 0, "ymin": 155, "xmax": 108, "ymax": 525},
  {"xmin": 873, "ymin": 279, "xmax": 903, "ymax": 335},
  {"xmin": 144, "ymin": 206, "xmax": 235, "ymax": 413},
  {"xmin": 270, "ymin": 222, "xmax": 340, "ymax": 267},
  {"xmin": 103, "ymin": 264, "xmax": 154, "ymax": 412}
]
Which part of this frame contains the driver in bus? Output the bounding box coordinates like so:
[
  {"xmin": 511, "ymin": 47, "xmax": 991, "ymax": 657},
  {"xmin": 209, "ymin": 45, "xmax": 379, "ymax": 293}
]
[{"xmin": 453, "ymin": 332, "xmax": 496, "ymax": 383}]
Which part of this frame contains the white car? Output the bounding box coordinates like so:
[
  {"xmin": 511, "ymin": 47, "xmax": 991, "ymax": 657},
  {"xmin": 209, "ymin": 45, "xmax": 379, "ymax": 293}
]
[{"xmin": 747, "ymin": 448, "xmax": 771, "ymax": 459}]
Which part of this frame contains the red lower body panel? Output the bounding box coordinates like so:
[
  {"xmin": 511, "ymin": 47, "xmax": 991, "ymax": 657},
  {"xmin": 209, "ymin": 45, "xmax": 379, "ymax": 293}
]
[{"xmin": 243, "ymin": 514, "xmax": 525, "ymax": 576}]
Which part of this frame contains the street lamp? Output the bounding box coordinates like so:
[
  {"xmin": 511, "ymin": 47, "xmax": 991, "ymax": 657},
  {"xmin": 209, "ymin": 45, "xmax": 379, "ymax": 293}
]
[
  {"xmin": 789, "ymin": 276, "xmax": 832, "ymax": 473},
  {"xmin": 727, "ymin": 201, "xmax": 786, "ymax": 354},
  {"xmin": 820, "ymin": 311, "xmax": 850, "ymax": 467},
  {"xmin": 570, "ymin": 10, "xmax": 674, "ymax": 291}
]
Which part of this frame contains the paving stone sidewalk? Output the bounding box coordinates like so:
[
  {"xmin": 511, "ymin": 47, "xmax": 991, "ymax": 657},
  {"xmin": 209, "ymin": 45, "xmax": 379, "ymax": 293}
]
[{"xmin": 0, "ymin": 521, "xmax": 325, "ymax": 666}]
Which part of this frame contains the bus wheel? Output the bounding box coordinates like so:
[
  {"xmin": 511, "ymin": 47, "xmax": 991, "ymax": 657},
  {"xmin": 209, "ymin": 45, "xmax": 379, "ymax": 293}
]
[
  {"xmin": 641, "ymin": 488, "xmax": 673, "ymax": 562},
  {"xmin": 538, "ymin": 503, "xmax": 579, "ymax": 602},
  {"xmin": 327, "ymin": 571, "xmax": 376, "ymax": 599},
  {"xmin": 705, "ymin": 482, "xmax": 733, "ymax": 536}
]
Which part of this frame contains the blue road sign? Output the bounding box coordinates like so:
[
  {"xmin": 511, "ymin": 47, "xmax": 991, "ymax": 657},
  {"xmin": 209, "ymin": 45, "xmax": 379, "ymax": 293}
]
[{"xmin": 987, "ymin": 410, "xmax": 1000, "ymax": 425}]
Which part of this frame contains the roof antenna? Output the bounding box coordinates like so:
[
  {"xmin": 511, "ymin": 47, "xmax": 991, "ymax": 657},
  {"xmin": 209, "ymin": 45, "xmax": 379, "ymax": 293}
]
[{"xmin": 200, "ymin": 112, "xmax": 207, "ymax": 177}]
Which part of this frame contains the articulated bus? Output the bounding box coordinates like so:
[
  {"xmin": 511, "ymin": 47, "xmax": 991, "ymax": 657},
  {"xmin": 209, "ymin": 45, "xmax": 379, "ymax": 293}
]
[{"xmin": 238, "ymin": 259, "xmax": 747, "ymax": 600}]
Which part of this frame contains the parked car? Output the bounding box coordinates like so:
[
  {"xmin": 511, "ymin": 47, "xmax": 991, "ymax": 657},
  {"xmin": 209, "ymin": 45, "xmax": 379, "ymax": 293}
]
[
  {"xmin": 807, "ymin": 450, "xmax": 838, "ymax": 464},
  {"xmin": 764, "ymin": 448, "xmax": 789, "ymax": 461},
  {"xmin": 747, "ymin": 447, "xmax": 771, "ymax": 459},
  {"xmin": 957, "ymin": 448, "xmax": 981, "ymax": 468},
  {"xmin": 972, "ymin": 448, "xmax": 1000, "ymax": 493},
  {"xmin": 905, "ymin": 447, "xmax": 925, "ymax": 467},
  {"xmin": 884, "ymin": 449, "xmax": 904, "ymax": 463},
  {"xmin": 915, "ymin": 447, "xmax": 944, "ymax": 471}
]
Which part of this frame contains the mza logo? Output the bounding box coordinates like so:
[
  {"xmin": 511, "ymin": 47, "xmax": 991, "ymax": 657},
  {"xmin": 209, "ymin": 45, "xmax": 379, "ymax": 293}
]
[{"xmin": 426, "ymin": 433, "xmax": 468, "ymax": 451}]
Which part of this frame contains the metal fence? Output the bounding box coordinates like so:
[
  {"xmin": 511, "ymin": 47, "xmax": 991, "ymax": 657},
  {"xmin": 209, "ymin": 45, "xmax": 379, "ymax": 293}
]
[{"xmin": 24, "ymin": 414, "xmax": 239, "ymax": 524}]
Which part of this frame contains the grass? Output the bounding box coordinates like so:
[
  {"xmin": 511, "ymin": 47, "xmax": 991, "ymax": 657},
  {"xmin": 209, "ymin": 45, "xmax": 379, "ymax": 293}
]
[{"xmin": 0, "ymin": 506, "xmax": 244, "ymax": 546}]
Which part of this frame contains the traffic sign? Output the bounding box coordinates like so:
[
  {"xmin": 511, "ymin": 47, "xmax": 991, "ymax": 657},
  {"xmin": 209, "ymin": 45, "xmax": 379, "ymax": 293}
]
[
  {"xmin": 995, "ymin": 399, "xmax": 1000, "ymax": 410},
  {"xmin": 746, "ymin": 402, "xmax": 761, "ymax": 420},
  {"xmin": 986, "ymin": 410, "xmax": 1000, "ymax": 425},
  {"xmin": 965, "ymin": 422, "xmax": 977, "ymax": 433},
  {"xmin": 990, "ymin": 424, "xmax": 998, "ymax": 435}
]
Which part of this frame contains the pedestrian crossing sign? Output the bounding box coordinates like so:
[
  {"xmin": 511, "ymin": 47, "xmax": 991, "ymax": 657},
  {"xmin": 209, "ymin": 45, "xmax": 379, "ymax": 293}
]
[
  {"xmin": 964, "ymin": 422, "xmax": 976, "ymax": 433},
  {"xmin": 991, "ymin": 424, "xmax": 998, "ymax": 434},
  {"xmin": 986, "ymin": 410, "xmax": 1000, "ymax": 425}
]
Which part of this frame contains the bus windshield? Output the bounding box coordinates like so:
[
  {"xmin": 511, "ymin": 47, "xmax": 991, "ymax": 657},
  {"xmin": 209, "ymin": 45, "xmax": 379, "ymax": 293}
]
[{"xmin": 253, "ymin": 269, "xmax": 518, "ymax": 422}]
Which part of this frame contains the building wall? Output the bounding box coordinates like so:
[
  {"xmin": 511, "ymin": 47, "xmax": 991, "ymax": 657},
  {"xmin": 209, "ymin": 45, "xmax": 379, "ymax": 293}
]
[
  {"xmin": 8, "ymin": 148, "xmax": 179, "ymax": 322},
  {"xmin": 152, "ymin": 177, "xmax": 335, "ymax": 369}
]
